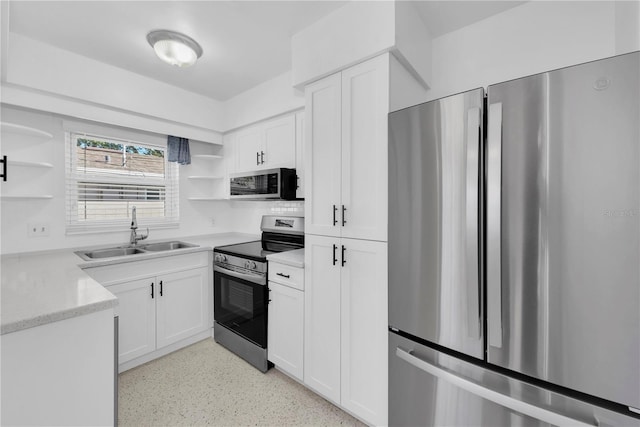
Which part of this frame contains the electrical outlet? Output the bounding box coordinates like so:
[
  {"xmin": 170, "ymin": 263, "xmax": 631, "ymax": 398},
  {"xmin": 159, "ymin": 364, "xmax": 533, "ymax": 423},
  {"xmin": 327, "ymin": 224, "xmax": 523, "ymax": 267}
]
[
  {"xmin": 27, "ymin": 222, "xmax": 50, "ymax": 237},
  {"xmin": 210, "ymin": 218, "xmax": 216, "ymax": 226}
]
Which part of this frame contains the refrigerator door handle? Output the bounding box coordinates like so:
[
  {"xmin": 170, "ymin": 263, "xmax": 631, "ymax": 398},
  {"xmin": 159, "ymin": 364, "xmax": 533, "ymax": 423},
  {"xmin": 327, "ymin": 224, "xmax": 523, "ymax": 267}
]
[
  {"xmin": 395, "ymin": 347, "xmax": 597, "ymax": 427},
  {"xmin": 487, "ymin": 102, "xmax": 503, "ymax": 348},
  {"xmin": 466, "ymin": 107, "xmax": 481, "ymax": 339}
]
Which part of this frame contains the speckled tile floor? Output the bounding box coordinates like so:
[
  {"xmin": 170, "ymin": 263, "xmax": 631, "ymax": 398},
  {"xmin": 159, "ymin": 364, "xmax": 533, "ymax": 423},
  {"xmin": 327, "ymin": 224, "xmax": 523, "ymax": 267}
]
[{"xmin": 118, "ymin": 338, "xmax": 367, "ymax": 426}]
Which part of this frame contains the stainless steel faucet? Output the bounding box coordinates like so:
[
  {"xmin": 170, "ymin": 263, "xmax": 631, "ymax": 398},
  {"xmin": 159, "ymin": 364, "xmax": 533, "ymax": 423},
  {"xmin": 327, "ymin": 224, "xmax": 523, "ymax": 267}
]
[{"xmin": 130, "ymin": 206, "xmax": 149, "ymax": 245}]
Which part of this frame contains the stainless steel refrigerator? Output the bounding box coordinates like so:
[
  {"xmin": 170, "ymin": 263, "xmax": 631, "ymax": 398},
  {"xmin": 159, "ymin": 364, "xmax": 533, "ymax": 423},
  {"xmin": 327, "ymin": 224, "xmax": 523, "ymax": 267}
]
[{"xmin": 388, "ymin": 51, "xmax": 640, "ymax": 426}]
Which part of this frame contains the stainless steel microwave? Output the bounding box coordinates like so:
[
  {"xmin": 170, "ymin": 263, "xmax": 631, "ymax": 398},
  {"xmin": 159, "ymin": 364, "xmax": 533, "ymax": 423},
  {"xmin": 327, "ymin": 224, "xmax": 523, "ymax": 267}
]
[{"xmin": 229, "ymin": 168, "xmax": 298, "ymax": 200}]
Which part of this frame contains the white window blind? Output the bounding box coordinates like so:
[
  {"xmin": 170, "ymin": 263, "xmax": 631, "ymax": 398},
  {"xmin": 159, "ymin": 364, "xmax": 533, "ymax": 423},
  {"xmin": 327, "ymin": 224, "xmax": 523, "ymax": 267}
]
[{"xmin": 66, "ymin": 132, "xmax": 179, "ymax": 234}]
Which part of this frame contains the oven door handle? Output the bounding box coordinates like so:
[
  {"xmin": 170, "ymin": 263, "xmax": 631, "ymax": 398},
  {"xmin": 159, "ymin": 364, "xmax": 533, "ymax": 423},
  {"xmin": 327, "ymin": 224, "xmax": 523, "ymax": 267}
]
[{"xmin": 214, "ymin": 265, "xmax": 266, "ymax": 286}]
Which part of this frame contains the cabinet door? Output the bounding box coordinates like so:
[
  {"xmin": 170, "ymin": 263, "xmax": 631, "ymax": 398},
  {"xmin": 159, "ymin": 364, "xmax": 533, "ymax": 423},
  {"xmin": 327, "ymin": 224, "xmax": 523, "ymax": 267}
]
[
  {"xmin": 263, "ymin": 115, "xmax": 295, "ymax": 169},
  {"xmin": 304, "ymin": 234, "xmax": 341, "ymax": 404},
  {"xmin": 156, "ymin": 267, "xmax": 209, "ymax": 349},
  {"xmin": 295, "ymin": 111, "xmax": 305, "ymax": 199},
  {"xmin": 109, "ymin": 278, "xmax": 156, "ymax": 364},
  {"xmin": 305, "ymin": 73, "xmax": 342, "ymax": 237},
  {"xmin": 340, "ymin": 238, "xmax": 388, "ymax": 425},
  {"xmin": 235, "ymin": 125, "xmax": 264, "ymax": 173},
  {"xmin": 341, "ymin": 55, "xmax": 389, "ymax": 241},
  {"xmin": 267, "ymin": 281, "xmax": 304, "ymax": 381}
]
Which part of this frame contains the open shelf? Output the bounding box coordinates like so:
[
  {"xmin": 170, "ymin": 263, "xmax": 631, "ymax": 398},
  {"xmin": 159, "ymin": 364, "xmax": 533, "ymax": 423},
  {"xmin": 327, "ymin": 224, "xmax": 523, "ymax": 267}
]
[
  {"xmin": 192, "ymin": 154, "xmax": 223, "ymax": 160},
  {"xmin": 187, "ymin": 175, "xmax": 224, "ymax": 180},
  {"xmin": 8, "ymin": 160, "xmax": 54, "ymax": 169},
  {"xmin": 1, "ymin": 122, "xmax": 54, "ymax": 140}
]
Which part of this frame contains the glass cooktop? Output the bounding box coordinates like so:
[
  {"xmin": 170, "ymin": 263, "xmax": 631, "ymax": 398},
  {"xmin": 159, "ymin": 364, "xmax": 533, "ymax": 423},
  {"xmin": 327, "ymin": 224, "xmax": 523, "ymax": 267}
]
[{"xmin": 214, "ymin": 241, "xmax": 275, "ymax": 262}]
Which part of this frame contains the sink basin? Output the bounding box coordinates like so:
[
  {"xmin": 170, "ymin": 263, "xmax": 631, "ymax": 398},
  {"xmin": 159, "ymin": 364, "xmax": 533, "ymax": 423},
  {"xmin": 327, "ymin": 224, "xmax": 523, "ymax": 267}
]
[
  {"xmin": 76, "ymin": 240, "xmax": 199, "ymax": 261},
  {"xmin": 139, "ymin": 241, "xmax": 197, "ymax": 252},
  {"xmin": 81, "ymin": 247, "xmax": 145, "ymax": 259}
]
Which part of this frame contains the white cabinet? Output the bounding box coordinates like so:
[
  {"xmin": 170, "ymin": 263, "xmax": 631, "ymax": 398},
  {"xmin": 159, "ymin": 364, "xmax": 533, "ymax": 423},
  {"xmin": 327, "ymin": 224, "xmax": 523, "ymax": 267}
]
[
  {"xmin": 108, "ymin": 267, "xmax": 208, "ymax": 366},
  {"xmin": 156, "ymin": 268, "xmax": 209, "ymax": 348},
  {"xmin": 235, "ymin": 125, "xmax": 264, "ymax": 173},
  {"xmin": 267, "ymin": 269, "xmax": 304, "ymax": 380},
  {"xmin": 304, "ymin": 234, "xmax": 388, "ymax": 425},
  {"xmin": 304, "ymin": 236, "xmax": 341, "ymax": 402},
  {"xmin": 234, "ymin": 114, "xmax": 296, "ymax": 173},
  {"xmin": 110, "ymin": 278, "xmax": 156, "ymax": 363},
  {"xmin": 305, "ymin": 55, "xmax": 389, "ymax": 241},
  {"xmin": 84, "ymin": 251, "xmax": 211, "ymax": 371}
]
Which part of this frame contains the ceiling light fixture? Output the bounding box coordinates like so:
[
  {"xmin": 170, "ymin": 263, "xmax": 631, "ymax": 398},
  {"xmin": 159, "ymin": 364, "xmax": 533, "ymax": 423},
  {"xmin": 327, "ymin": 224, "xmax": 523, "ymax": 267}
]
[{"xmin": 146, "ymin": 30, "xmax": 203, "ymax": 68}]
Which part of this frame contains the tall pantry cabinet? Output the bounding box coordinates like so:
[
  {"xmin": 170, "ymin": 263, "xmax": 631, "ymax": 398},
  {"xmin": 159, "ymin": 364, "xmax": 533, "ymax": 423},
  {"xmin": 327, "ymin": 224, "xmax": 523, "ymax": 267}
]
[{"xmin": 304, "ymin": 53, "xmax": 390, "ymax": 426}]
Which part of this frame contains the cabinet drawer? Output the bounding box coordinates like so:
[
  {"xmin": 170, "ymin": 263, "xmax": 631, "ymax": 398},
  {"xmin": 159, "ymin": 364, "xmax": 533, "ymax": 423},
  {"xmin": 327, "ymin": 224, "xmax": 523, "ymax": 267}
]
[{"xmin": 268, "ymin": 262, "xmax": 303, "ymax": 290}]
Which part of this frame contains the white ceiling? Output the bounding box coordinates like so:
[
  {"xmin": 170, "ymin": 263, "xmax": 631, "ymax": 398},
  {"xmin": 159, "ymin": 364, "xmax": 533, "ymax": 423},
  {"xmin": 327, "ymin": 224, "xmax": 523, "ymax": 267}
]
[{"xmin": 7, "ymin": 1, "xmax": 525, "ymax": 102}]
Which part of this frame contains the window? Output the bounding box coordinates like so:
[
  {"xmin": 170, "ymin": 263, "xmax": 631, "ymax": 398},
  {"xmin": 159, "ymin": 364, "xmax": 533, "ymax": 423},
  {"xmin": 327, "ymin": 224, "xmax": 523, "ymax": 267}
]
[{"xmin": 66, "ymin": 132, "xmax": 179, "ymax": 233}]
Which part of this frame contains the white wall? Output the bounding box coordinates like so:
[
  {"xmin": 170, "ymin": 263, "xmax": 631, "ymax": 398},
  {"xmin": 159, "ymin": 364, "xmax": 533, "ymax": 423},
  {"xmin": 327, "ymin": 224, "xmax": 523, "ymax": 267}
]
[
  {"xmin": 292, "ymin": 1, "xmax": 395, "ymax": 87},
  {"xmin": 222, "ymin": 71, "xmax": 304, "ymax": 132},
  {"xmin": 0, "ymin": 105, "xmax": 233, "ymax": 254},
  {"xmin": 3, "ymin": 33, "xmax": 224, "ymax": 142},
  {"xmin": 291, "ymin": 0, "xmax": 431, "ymax": 88},
  {"xmin": 615, "ymin": 0, "xmax": 640, "ymax": 54},
  {"xmin": 427, "ymin": 1, "xmax": 619, "ymax": 102}
]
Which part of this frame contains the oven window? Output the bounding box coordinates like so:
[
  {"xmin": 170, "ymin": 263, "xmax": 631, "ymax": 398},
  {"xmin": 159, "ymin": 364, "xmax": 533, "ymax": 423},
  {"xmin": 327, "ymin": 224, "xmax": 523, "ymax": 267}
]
[
  {"xmin": 214, "ymin": 271, "xmax": 267, "ymax": 347},
  {"xmin": 225, "ymin": 280, "xmax": 254, "ymax": 316}
]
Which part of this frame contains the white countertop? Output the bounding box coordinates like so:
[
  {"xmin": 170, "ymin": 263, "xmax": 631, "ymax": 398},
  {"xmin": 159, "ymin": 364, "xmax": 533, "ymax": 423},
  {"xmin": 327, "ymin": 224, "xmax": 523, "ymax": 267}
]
[
  {"xmin": 1, "ymin": 232, "xmax": 259, "ymax": 335},
  {"xmin": 266, "ymin": 248, "xmax": 305, "ymax": 268}
]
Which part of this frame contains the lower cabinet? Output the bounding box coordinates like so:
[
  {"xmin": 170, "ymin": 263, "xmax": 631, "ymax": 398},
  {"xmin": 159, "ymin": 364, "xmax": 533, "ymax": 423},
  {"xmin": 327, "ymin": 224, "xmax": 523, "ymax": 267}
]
[
  {"xmin": 109, "ymin": 267, "xmax": 209, "ymax": 365},
  {"xmin": 83, "ymin": 251, "xmax": 212, "ymax": 371},
  {"xmin": 267, "ymin": 281, "xmax": 304, "ymax": 380},
  {"xmin": 304, "ymin": 234, "xmax": 388, "ymax": 426}
]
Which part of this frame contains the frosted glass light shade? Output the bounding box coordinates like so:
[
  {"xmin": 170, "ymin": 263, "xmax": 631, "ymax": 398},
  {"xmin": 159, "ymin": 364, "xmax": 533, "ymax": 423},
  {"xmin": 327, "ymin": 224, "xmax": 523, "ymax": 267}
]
[{"xmin": 147, "ymin": 30, "xmax": 203, "ymax": 68}]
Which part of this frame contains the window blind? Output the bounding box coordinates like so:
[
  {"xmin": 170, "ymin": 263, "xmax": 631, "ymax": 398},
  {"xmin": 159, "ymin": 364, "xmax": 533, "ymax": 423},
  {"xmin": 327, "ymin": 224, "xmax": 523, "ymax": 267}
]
[{"xmin": 65, "ymin": 132, "xmax": 179, "ymax": 234}]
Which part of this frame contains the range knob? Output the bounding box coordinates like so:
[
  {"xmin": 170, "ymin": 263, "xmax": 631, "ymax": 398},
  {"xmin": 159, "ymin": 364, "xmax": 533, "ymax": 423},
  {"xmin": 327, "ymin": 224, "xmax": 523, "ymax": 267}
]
[
  {"xmin": 244, "ymin": 260, "xmax": 257, "ymax": 270},
  {"xmin": 215, "ymin": 254, "xmax": 228, "ymax": 263}
]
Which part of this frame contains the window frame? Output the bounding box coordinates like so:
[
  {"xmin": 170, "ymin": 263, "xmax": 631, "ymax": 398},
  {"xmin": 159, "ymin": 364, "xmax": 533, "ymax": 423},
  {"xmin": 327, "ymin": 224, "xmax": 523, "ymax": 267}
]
[{"xmin": 65, "ymin": 131, "xmax": 179, "ymax": 234}]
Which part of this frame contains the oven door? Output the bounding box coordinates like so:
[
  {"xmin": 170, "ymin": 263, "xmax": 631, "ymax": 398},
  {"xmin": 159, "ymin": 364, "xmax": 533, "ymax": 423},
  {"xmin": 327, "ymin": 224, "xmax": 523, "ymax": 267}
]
[{"xmin": 214, "ymin": 265, "xmax": 268, "ymax": 348}]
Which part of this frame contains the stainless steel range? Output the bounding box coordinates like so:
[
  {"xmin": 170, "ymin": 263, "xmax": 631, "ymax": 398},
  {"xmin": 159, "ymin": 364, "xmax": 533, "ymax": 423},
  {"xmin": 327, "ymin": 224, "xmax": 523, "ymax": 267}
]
[{"xmin": 213, "ymin": 215, "xmax": 304, "ymax": 372}]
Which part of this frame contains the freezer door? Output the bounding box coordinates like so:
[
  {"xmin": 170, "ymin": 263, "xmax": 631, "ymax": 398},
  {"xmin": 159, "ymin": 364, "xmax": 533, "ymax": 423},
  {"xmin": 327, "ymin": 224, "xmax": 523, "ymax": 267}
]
[
  {"xmin": 486, "ymin": 51, "xmax": 640, "ymax": 408},
  {"xmin": 389, "ymin": 332, "xmax": 640, "ymax": 427},
  {"xmin": 389, "ymin": 88, "xmax": 484, "ymax": 359}
]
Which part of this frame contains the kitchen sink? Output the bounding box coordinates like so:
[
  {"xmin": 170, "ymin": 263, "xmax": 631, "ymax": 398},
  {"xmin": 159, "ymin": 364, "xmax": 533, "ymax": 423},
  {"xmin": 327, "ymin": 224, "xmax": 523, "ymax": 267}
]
[
  {"xmin": 75, "ymin": 240, "xmax": 199, "ymax": 261},
  {"xmin": 139, "ymin": 241, "xmax": 197, "ymax": 252},
  {"xmin": 80, "ymin": 247, "xmax": 146, "ymax": 259}
]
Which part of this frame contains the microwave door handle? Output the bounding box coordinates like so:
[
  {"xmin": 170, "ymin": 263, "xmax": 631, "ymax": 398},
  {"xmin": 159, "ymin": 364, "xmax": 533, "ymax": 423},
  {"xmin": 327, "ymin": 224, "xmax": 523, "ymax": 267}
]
[
  {"xmin": 466, "ymin": 107, "xmax": 481, "ymax": 340},
  {"xmin": 487, "ymin": 102, "xmax": 503, "ymax": 348}
]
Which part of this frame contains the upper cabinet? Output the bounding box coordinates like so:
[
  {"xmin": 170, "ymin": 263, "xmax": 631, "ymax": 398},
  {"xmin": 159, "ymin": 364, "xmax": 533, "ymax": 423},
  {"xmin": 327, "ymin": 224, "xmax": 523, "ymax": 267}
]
[
  {"xmin": 233, "ymin": 114, "xmax": 296, "ymax": 174},
  {"xmin": 305, "ymin": 55, "xmax": 389, "ymax": 241}
]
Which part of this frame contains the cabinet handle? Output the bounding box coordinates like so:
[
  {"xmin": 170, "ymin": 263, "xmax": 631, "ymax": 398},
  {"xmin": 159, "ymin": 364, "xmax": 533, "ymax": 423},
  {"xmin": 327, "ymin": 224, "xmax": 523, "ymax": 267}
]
[
  {"xmin": 1, "ymin": 155, "xmax": 6, "ymax": 182},
  {"xmin": 341, "ymin": 245, "xmax": 346, "ymax": 267},
  {"xmin": 159, "ymin": 280, "xmax": 163, "ymax": 296},
  {"xmin": 342, "ymin": 205, "xmax": 347, "ymax": 226},
  {"xmin": 276, "ymin": 272, "xmax": 290, "ymax": 278},
  {"xmin": 333, "ymin": 205, "xmax": 338, "ymax": 226},
  {"xmin": 296, "ymin": 175, "xmax": 300, "ymax": 189},
  {"xmin": 256, "ymin": 152, "xmax": 260, "ymax": 165},
  {"xmin": 333, "ymin": 244, "xmax": 338, "ymax": 266},
  {"xmin": 151, "ymin": 282, "xmax": 154, "ymax": 299},
  {"xmin": 260, "ymin": 151, "xmax": 265, "ymax": 164}
]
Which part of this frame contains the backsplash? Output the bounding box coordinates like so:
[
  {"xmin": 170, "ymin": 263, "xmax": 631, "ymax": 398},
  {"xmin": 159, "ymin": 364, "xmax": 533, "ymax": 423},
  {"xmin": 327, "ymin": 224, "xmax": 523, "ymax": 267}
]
[{"xmin": 269, "ymin": 201, "xmax": 305, "ymax": 215}]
